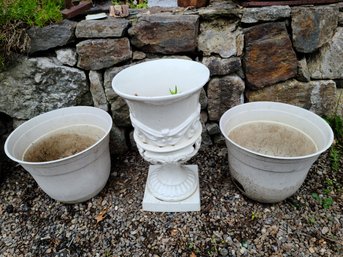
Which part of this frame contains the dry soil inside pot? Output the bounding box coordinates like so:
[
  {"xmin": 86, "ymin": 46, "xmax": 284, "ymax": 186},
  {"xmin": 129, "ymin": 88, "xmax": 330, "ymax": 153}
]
[
  {"xmin": 228, "ymin": 121, "xmax": 317, "ymax": 157},
  {"xmin": 23, "ymin": 125, "xmax": 104, "ymax": 162}
]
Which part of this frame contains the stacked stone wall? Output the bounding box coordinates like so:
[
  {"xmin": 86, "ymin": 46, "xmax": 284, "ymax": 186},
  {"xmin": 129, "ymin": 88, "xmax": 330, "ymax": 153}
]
[{"xmin": 1, "ymin": 1, "xmax": 342, "ymax": 152}]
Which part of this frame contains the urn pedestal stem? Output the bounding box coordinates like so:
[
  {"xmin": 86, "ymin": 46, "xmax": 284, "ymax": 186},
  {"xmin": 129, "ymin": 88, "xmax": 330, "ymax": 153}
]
[{"xmin": 147, "ymin": 163, "xmax": 198, "ymax": 201}]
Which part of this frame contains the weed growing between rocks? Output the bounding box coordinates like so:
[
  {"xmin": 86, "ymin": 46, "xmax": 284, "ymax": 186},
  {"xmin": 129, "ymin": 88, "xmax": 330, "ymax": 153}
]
[
  {"xmin": 311, "ymin": 91, "xmax": 343, "ymax": 212},
  {"xmin": 111, "ymin": 0, "xmax": 148, "ymax": 8},
  {"xmin": 0, "ymin": 0, "xmax": 64, "ymax": 70}
]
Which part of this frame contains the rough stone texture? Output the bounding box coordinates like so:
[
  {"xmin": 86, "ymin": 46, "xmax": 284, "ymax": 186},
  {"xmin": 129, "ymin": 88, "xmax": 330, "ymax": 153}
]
[
  {"xmin": 336, "ymin": 80, "xmax": 343, "ymax": 88},
  {"xmin": 339, "ymin": 12, "xmax": 343, "ymax": 26},
  {"xmin": 12, "ymin": 119, "xmax": 25, "ymax": 129},
  {"xmin": 307, "ymin": 27, "xmax": 343, "ymax": 80},
  {"xmin": 198, "ymin": 1, "xmax": 242, "ymax": 20},
  {"xmin": 148, "ymin": 0, "xmax": 177, "ymax": 7},
  {"xmin": 236, "ymin": 33, "xmax": 244, "ymax": 57},
  {"xmin": 241, "ymin": 6, "xmax": 291, "ymax": 23},
  {"xmin": 55, "ymin": 48, "xmax": 77, "ymax": 66},
  {"xmin": 206, "ymin": 122, "xmax": 220, "ymax": 136},
  {"xmin": 336, "ymin": 88, "xmax": 343, "ymax": 117},
  {"xmin": 27, "ymin": 20, "xmax": 76, "ymax": 54},
  {"xmin": 200, "ymin": 111, "xmax": 208, "ymax": 123},
  {"xmin": 0, "ymin": 113, "xmax": 12, "ymax": 181},
  {"xmin": 75, "ymin": 18, "xmax": 129, "ymax": 38},
  {"xmin": 244, "ymin": 22, "xmax": 297, "ymax": 89},
  {"xmin": 0, "ymin": 57, "xmax": 91, "ymax": 120},
  {"xmin": 129, "ymin": 14, "xmax": 199, "ymax": 54},
  {"xmin": 202, "ymin": 56, "xmax": 241, "ymax": 76},
  {"xmin": 297, "ymin": 58, "xmax": 311, "ymax": 82},
  {"xmin": 213, "ymin": 134, "xmax": 225, "ymax": 145},
  {"xmin": 200, "ymin": 88, "xmax": 208, "ymax": 110},
  {"xmin": 207, "ymin": 75, "xmax": 245, "ymax": 121},
  {"xmin": 132, "ymin": 51, "xmax": 146, "ymax": 60},
  {"xmin": 0, "ymin": 3, "xmax": 341, "ymax": 149},
  {"xmin": 89, "ymin": 71, "xmax": 108, "ymax": 112},
  {"xmin": 104, "ymin": 65, "xmax": 131, "ymax": 127},
  {"xmin": 246, "ymin": 79, "xmax": 337, "ymax": 116},
  {"xmin": 110, "ymin": 125, "xmax": 128, "ymax": 154},
  {"xmin": 291, "ymin": 6, "xmax": 338, "ymax": 53},
  {"xmin": 129, "ymin": 130, "xmax": 136, "ymax": 148},
  {"xmin": 198, "ymin": 19, "xmax": 242, "ymax": 58},
  {"xmin": 76, "ymin": 38, "xmax": 132, "ymax": 70},
  {"xmin": 201, "ymin": 121, "xmax": 212, "ymax": 146}
]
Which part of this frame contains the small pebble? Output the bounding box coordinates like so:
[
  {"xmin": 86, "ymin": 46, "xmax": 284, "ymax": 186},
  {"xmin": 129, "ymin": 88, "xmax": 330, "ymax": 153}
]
[
  {"xmin": 0, "ymin": 144, "xmax": 340, "ymax": 256},
  {"xmin": 5, "ymin": 204, "xmax": 14, "ymax": 213},
  {"xmin": 321, "ymin": 227, "xmax": 329, "ymax": 235}
]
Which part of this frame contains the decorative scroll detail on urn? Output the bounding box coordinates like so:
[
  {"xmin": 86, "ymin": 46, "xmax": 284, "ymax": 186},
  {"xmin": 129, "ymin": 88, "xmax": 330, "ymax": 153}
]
[
  {"xmin": 131, "ymin": 105, "xmax": 201, "ymax": 148},
  {"xmin": 136, "ymin": 134, "xmax": 202, "ymax": 164}
]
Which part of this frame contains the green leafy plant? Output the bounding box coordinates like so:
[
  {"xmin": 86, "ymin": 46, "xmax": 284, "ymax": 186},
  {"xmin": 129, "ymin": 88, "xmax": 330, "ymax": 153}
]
[
  {"xmin": 169, "ymin": 85, "xmax": 179, "ymax": 95},
  {"xmin": 0, "ymin": 0, "xmax": 63, "ymax": 71},
  {"xmin": 0, "ymin": 0, "xmax": 63, "ymax": 27},
  {"xmin": 322, "ymin": 197, "xmax": 334, "ymax": 209},
  {"xmin": 329, "ymin": 147, "xmax": 341, "ymax": 173},
  {"xmin": 112, "ymin": 0, "xmax": 147, "ymax": 8},
  {"xmin": 311, "ymin": 178, "xmax": 337, "ymax": 209},
  {"xmin": 325, "ymin": 111, "xmax": 343, "ymax": 145},
  {"xmin": 34, "ymin": 0, "xmax": 64, "ymax": 27},
  {"xmin": 0, "ymin": 55, "xmax": 4, "ymax": 70},
  {"xmin": 324, "ymin": 90, "xmax": 342, "ymax": 173},
  {"xmin": 311, "ymin": 192, "xmax": 333, "ymax": 209},
  {"xmin": 307, "ymin": 216, "xmax": 316, "ymax": 225},
  {"xmin": 207, "ymin": 236, "xmax": 219, "ymax": 256},
  {"xmin": 187, "ymin": 242, "xmax": 201, "ymax": 255},
  {"xmin": 251, "ymin": 211, "xmax": 261, "ymax": 221}
]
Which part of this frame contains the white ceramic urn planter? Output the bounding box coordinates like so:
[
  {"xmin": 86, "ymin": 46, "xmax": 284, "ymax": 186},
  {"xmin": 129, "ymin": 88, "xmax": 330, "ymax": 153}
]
[
  {"xmin": 219, "ymin": 102, "xmax": 334, "ymax": 203},
  {"xmin": 112, "ymin": 59, "xmax": 210, "ymax": 212},
  {"xmin": 5, "ymin": 106, "xmax": 113, "ymax": 203}
]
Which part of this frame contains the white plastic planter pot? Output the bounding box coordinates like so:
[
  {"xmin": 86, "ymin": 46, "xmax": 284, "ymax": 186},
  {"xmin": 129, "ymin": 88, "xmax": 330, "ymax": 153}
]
[
  {"xmin": 112, "ymin": 59, "xmax": 209, "ymax": 212},
  {"xmin": 219, "ymin": 102, "xmax": 334, "ymax": 203},
  {"xmin": 4, "ymin": 106, "xmax": 113, "ymax": 203}
]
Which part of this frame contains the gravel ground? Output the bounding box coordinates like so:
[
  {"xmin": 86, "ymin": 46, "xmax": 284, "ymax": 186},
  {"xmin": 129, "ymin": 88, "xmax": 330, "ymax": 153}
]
[{"xmin": 0, "ymin": 145, "xmax": 342, "ymax": 257}]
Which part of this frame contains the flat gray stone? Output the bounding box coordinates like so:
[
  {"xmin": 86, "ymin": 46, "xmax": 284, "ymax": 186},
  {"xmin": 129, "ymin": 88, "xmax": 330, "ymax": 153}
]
[
  {"xmin": 201, "ymin": 121, "xmax": 213, "ymax": 146},
  {"xmin": 202, "ymin": 56, "xmax": 241, "ymax": 76},
  {"xmin": 148, "ymin": 0, "xmax": 177, "ymax": 7},
  {"xmin": 207, "ymin": 75, "xmax": 245, "ymax": 121},
  {"xmin": 307, "ymin": 27, "xmax": 343, "ymax": 80},
  {"xmin": 104, "ymin": 65, "xmax": 131, "ymax": 127},
  {"xmin": 246, "ymin": 79, "xmax": 336, "ymax": 116},
  {"xmin": 297, "ymin": 58, "xmax": 311, "ymax": 82},
  {"xmin": 200, "ymin": 88, "xmax": 208, "ymax": 110},
  {"xmin": 27, "ymin": 20, "xmax": 76, "ymax": 54},
  {"xmin": 206, "ymin": 122, "xmax": 220, "ymax": 136},
  {"xmin": 0, "ymin": 57, "xmax": 90, "ymax": 120},
  {"xmin": 55, "ymin": 48, "xmax": 77, "ymax": 67},
  {"xmin": 110, "ymin": 125, "xmax": 128, "ymax": 154},
  {"xmin": 89, "ymin": 71, "xmax": 108, "ymax": 112},
  {"xmin": 129, "ymin": 14, "xmax": 199, "ymax": 54},
  {"xmin": 75, "ymin": 18, "xmax": 129, "ymax": 38},
  {"xmin": 291, "ymin": 6, "xmax": 338, "ymax": 53},
  {"xmin": 76, "ymin": 38, "xmax": 132, "ymax": 70},
  {"xmin": 198, "ymin": 19, "xmax": 242, "ymax": 58},
  {"xmin": 241, "ymin": 6, "xmax": 291, "ymax": 24}
]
